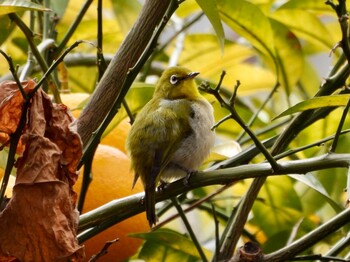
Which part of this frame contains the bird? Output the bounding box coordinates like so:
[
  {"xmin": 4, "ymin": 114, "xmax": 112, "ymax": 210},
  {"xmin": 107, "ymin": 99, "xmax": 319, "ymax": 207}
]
[{"xmin": 126, "ymin": 66, "xmax": 215, "ymax": 226}]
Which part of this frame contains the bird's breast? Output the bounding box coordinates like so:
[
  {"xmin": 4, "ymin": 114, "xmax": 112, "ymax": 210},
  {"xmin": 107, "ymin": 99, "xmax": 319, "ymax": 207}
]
[{"xmin": 161, "ymin": 98, "xmax": 215, "ymax": 181}]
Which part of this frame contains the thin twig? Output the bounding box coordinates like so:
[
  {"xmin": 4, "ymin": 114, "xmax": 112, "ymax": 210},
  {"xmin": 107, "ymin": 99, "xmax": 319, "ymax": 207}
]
[
  {"xmin": 170, "ymin": 197, "xmax": 208, "ymax": 262},
  {"xmin": 200, "ymin": 72, "xmax": 280, "ymax": 172},
  {"xmin": 96, "ymin": 0, "xmax": 105, "ymax": 81},
  {"xmin": 29, "ymin": 40, "xmax": 89, "ymax": 99},
  {"xmin": 264, "ymin": 208, "xmax": 350, "ymax": 261},
  {"xmin": 122, "ymin": 100, "xmax": 135, "ymax": 124},
  {"xmin": 323, "ymin": 232, "xmax": 350, "ymax": 258},
  {"xmin": 286, "ymin": 254, "xmax": 349, "ymax": 261},
  {"xmin": 211, "ymin": 203, "xmax": 220, "ymax": 261},
  {"xmin": 88, "ymin": 239, "xmax": 119, "ymax": 262},
  {"xmin": 0, "ymin": 99, "xmax": 30, "ymax": 204},
  {"xmin": 0, "ymin": 50, "xmax": 27, "ymax": 99},
  {"xmin": 158, "ymin": 12, "xmax": 204, "ymax": 53},
  {"xmin": 325, "ymin": 0, "xmax": 350, "ymax": 65},
  {"xmin": 53, "ymin": 0, "xmax": 94, "ymax": 56},
  {"xmin": 154, "ymin": 183, "xmax": 234, "ymax": 229},
  {"xmin": 8, "ymin": 13, "xmax": 61, "ymax": 102},
  {"xmin": 329, "ymin": 97, "xmax": 350, "ymax": 152},
  {"xmin": 275, "ymin": 129, "xmax": 350, "ymax": 160},
  {"xmin": 237, "ymin": 82, "xmax": 280, "ymax": 143}
]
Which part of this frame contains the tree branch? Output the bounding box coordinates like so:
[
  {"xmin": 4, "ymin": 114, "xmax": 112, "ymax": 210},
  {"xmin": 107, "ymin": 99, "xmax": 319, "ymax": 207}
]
[{"xmin": 78, "ymin": 153, "xmax": 350, "ymax": 241}]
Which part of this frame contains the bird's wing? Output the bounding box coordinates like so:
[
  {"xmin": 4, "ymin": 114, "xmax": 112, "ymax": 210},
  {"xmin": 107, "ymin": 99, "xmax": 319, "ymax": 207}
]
[{"xmin": 127, "ymin": 99, "xmax": 193, "ymax": 226}]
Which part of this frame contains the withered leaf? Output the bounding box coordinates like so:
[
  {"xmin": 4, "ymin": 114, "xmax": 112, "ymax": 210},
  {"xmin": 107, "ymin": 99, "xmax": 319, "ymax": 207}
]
[
  {"xmin": 0, "ymin": 80, "xmax": 35, "ymax": 154},
  {"xmin": 0, "ymin": 81, "xmax": 84, "ymax": 261}
]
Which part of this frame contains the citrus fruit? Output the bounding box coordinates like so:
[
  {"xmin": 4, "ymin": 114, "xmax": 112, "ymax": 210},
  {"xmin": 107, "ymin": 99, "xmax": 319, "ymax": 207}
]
[
  {"xmin": 75, "ymin": 144, "xmax": 149, "ymax": 261},
  {"xmin": 60, "ymin": 92, "xmax": 130, "ymax": 154},
  {"xmin": 100, "ymin": 118, "xmax": 131, "ymax": 154},
  {"xmin": 59, "ymin": 92, "xmax": 90, "ymax": 119}
]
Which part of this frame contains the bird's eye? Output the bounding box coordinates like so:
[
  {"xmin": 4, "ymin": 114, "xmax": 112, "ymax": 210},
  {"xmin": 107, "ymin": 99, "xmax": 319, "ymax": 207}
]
[{"xmin": 169, "ymin": 75, "xmax": 178, "ymax": 85}]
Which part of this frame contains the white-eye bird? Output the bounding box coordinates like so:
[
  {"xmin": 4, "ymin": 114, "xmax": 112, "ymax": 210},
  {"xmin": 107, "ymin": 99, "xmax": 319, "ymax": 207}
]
[{"xmin": 126, "ymin": 66, "xmax": 215, "ymax": 226}]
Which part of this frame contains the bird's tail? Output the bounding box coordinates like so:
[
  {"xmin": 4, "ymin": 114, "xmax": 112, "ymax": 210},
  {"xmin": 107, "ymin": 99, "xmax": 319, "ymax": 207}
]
[{"xmin": 145, "ymin": 184, "xmax": 158, "ymax": 227}]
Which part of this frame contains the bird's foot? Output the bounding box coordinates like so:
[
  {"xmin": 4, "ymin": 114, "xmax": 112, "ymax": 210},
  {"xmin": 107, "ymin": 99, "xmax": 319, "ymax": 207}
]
[
  {"xmin": 184, "ymin": 170, "xmax": 197, "ymax": 186},
  {"xmin": 157, "ymin": 180, "xmax": 169, "ymax": 191}
]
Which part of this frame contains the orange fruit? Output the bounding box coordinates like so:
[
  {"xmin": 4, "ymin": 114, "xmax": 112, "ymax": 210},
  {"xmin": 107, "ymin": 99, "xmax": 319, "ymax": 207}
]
[
  {"xmin": 75, "ymin": 145, "xmax": 149, "ymax": 261},
  {"xmin": 101, "ymin": 118, "xmax": 131, "ymax": 154},
  {"xmin": 59, "ymin": 92, "xmax": 130, "ymax": 154},
  {"xmin": 59, "ymin": 92, "xmax": 90, "ymax": 119},
  {"xmin": 58, "ymin": 93, "xmax": 148, "ymax": 260}
]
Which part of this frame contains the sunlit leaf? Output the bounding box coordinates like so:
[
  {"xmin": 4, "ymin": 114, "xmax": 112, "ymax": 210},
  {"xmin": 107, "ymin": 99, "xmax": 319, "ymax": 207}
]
[
  {"xmin": 280, "ymin": 0, "xmax": 334, "ymax": 13},
  {"xmin": 195, "ymin": 0, "xmax": 225, "ymax": 52},
  {"xmin": 176, "ymin": 0, "xmax": 201, "ymax": 17},
  {"xmin": 0, "ymin": 16, "xmax": 15, "ymax": 45},
  {"xmin": 252, "ymin": 176, "xmax": 302, "ymax": 236},
  {"xmin": 0, "ymin": 0, "xmax": 50, "ymax": 15},
  {"xmin": 179, "ymin": 34, "xmax": 254, "ymax": 75},
  {"xmin": 111, "ymin": 0, "xmax": 141, "ymax": 35},
  {"xmin": 274, "ymin": 95, "xmax": 350, "ymax": 119},
  {"xmin": 290, "ymin": 173, "xmax": 342, "ymax": 213},
  {"xmin": 133, "ymin": 228, "xmax": 212, "ymax": 261},
  {"xmin": 269, "ymin": 19, "xmax": 303, "ymax": 95},
  {"xmin": 50, "ymin": 0, "xmax": 68, "ymax": 18},
  {"xmin": 299, "ymin": 58, "xmax": 322, "ymax": 97},
  {"xmin": 217, "ymin": 0, "xmax": 276, "ymax": 68},
  {"xmin": 178, "ymin": 34, "xmax": 276, "ymax": 95},
  {"xmin": 270, "ymin": 9, "xmax": 334, "ymax": 51},
  {"xmin": 212, "ymin": 140, "xmax": 241, "ymax": 158}
]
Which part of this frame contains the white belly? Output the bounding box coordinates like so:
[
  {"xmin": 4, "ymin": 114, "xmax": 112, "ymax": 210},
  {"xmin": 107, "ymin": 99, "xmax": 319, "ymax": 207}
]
[{"xmin": 162, "ymin": 98, "xmax": 215, "ymax": 181}]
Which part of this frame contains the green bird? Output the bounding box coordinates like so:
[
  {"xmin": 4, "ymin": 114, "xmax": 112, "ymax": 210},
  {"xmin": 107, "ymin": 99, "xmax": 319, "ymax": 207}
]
[{"xmin": 126, "ymin": 66, "xmax": 215, "ymax": 226}]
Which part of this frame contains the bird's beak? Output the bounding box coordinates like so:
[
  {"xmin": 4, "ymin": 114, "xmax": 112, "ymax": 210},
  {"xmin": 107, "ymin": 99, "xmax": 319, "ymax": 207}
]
[{"xmin": 186, "ymin": 72, "xmax": 200, "ymax": 79}]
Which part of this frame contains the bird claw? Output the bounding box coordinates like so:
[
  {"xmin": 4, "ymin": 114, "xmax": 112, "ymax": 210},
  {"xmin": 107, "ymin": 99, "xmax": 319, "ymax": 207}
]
[
  {"xmin": 140, "ymin": 196, "xmax": 145, "ymax": 206},
  {"xmin": 184, "ymin": 171, "xmax": 197, "ymax": 186},
  {"xmin": 157, "ymin": 180, "xmax": 168, "ymax": 191}
]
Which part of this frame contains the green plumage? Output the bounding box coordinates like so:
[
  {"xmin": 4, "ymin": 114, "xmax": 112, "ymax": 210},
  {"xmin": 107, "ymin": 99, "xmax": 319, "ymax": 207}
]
[{"xmin": 126, "ymin": 67, "xmax": 215, "ymax": 226}]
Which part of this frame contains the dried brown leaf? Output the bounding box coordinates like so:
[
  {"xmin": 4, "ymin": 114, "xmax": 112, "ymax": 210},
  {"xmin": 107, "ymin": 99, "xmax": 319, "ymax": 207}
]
[
  {"xmin": 0, "ymin": 83, "xmax": 84, "ymax": 261},
  {"xmin": 0, "ymin": 80, "xmax": 35, "ymax": 154}
]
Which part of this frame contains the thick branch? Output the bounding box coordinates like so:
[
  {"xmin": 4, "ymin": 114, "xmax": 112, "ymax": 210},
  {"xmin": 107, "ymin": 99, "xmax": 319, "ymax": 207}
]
[
  {"xmin": 77, "ymin": 0, "xmax": 171, "ymax": 145},
  {"xmin": 264, "ymin": 207, "xmax": 350, "ymax": 261},
  {"xmin": 78, "ymin": 153, "xmax": 350, "ymax": 240}
]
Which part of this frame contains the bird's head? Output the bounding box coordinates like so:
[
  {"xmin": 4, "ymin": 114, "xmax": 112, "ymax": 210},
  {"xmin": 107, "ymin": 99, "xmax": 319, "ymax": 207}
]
[{"xmin": 154, "ymin": 66, "xmax": 201, "ymax": 100}]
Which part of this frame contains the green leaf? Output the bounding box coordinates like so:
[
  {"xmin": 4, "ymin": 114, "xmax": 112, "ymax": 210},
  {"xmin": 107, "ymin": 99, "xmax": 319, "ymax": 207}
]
[
  {"xmin": 195, "ymin": 0, "xmax": 225, "ymax": 52},
  {"xmin": 279, "ymin": 0, "xmax": 333, "ymax": 13},
  {"xmin": 290, "ymin": 173, "xmax": 342, "ymax": 213},
  {"xmin": 274, "ymin": 95, "xmax": 350, "ymax": 119},
  {"xmin": 217, "ymin": 0, "xmax": 276, "ymax": 67},
  {"xmin": 252, "ymin": 176, "xmax": 302, "ymax": 236},
  {"xmin": 179, "ymin": 34, "xmax": 276, "ymax": 96},
  {"xmin": 270, "ymin": 9, "xmax": 334, "ymax": 51},
  {"xmin": 0, "ymin": 15, "xmax": 15, "ymax": 45},
  {"xmin": 299, "ymin": 58, "xmax": 321, "ymax": 97},
  {"xmin": 132, "ymin": 228, "xmax": 212, "ymax": 261},
  {"xmin": 111, "ymin": 0, "xmax": 141, "ymax": 35},
  {"xmin": 0, "ymin": 0, "xmax": 50, "ymax": 15},
  {"xmin": 269, "ymin": 19, "xmax": 303, "ymax": 95},
  {"xmin": 179, "ymin": 34, "xmax": 254, "ymax": 72},
  {"xmin": 50, "ymin": 0, "xmax": 68, "ymax": 18}
]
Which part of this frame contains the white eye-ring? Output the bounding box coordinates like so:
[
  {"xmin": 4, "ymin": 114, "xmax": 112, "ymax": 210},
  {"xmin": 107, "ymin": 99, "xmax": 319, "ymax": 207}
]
[{"xmin": 170, "ymin": 75, "xmax": 178, "ymax": 85}]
